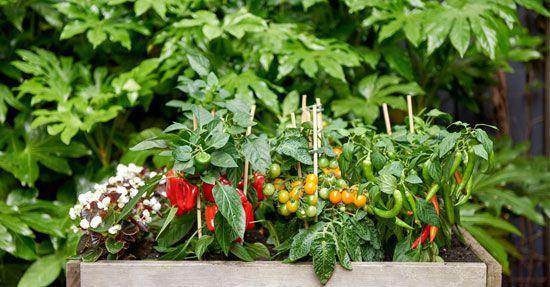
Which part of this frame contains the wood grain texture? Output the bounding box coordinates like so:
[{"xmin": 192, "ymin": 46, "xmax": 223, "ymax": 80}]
[
  {"xmin": 66, "ymin": 260, "xmax": 81, "ymax": 287},
  {"xmin": 79, "ymin": 261, "xmax": 486, "ymax": 287},
  {"xmin": 460, "ymin": 227, "xmax": 502, "ymax": 287}
]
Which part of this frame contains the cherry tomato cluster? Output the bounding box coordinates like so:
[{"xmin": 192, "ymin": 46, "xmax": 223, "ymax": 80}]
[
  {"xmin": 319, "ymin": 147, "xmax": 343, "ymax": 179},
  {"xmin": 263, "ymin": 173, "xmax": 319, "ymax": 219}
]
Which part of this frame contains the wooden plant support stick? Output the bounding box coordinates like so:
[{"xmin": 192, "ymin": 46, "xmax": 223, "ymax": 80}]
[
  {"xmin": 382, "ymin": 103, "xmax": 392, "ymax": 135},
  {"xmin": 407, "ymin": 95, "xmax": 414, "ymax": 133},
  {"xmin": 312, "ymin": 104, "xmax": 319, "ymax": 176},
  {"xmin": 242, "ymin": 105, "xmax": 256, "ymax": 196},
  {"xmin": 290, "ymin": 112, "xmax": 302, "ymax": 178},
  {"xmin": 192, "ymin": 114, "xmax": 203, "ymax": 239},
  {"xmin": 301, "ymin": 95, "xmax": 310, "ymax": 123},
  {"xmin": 315, "ymin": 98, "xmax": 323, "ymax": 149}
]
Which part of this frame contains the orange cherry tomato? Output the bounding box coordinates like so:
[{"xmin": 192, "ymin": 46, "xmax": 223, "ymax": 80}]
[
  {"xmin": 304, "ymin": 181, "xmax": 316, "ymax": 195},
  {"xmin": 290, "ymin": 187, "xmax": 303, "ymax": 200},
  {"xmin": 333, "ymin": 147, "xmax": 342, "ymax": 158},
  {"xmin": 333, "ymin": 168, "xmax": 342, "ymax": 179},
  {"xmin": 329, "ymin": 190, "xmax": 342, "ymax": 204},
  {"xmin": 354, "ymin": 194, "xmax": 367, "ymax": 208},
  {"xmin": 322, "ymin": 168, "xmax": 331, "ymax": 175},
  {"xmin": 274, "ymin": 178, "xmax": 285, "ymax": 191},
  {"xmin": 341, "ymin": 190, "xmax": 356, "ymax": 204},
  {"xmin": 290, "ymin": 180, "xmax": 303, "ymax": 188},
  {"xmin": 305, "ymin": 174, "xmax": 318, "ymax": 184}
]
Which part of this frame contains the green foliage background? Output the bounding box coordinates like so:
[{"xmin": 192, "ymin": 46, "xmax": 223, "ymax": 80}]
[{"xmin": 0, "ymin": 0, "xmax": 548, "ymax": 286}]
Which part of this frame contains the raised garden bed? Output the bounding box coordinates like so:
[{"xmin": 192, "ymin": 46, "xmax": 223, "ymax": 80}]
[{"xmin": 66, "ymin": 228, "xmax": 501, "ymax": 287}]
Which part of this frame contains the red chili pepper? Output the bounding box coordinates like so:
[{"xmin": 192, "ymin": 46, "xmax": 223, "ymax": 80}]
[
  {"xmin": 252, "ymin": 173, "xmax": 265, "ymax": 201},
  {"xmin": 411, "ymin": 225, "xmax": 430, "ymax": 250},
  {"xmin": 202, "ymin": 176, "xmax": 231, "ymax": 203},
  {"xmin": 205, "ymin": 204, "xmax": 218, "ymax": 232},
  {"xmin": 429, "ymin": 226, "xmax": 438, "ymax": 243},
  {"xmin": 165, "ymin": 170, "xmax": 197, "ymax": 216},
  {"xmin": 429, "ymin": 195, "xmax": 439, "ymax": 242},
  {"xmin": 454, "ymin": 170, "xmax": 462, "ymax": 185}
]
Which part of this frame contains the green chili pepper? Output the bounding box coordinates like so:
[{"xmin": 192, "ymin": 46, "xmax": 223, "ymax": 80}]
[
  {"xmin": 373, "ymin": 189, "xmax": 403, "ymax": 218},
  {"xmin": 405, "ymin": 189, "xmax": 416, "ymax": 214},
  {"xmin": 443, "ymin": 184, "xmax": 455, "ymax": 225},
  {"xmin": 362, "ymin": 155, "xmax": 376, "ymax": 182},
  {"xmin": 448, "ymin": 151, "xmax": 462, "ymax": 177},
  {"xmin": 395, "ymin": 217, "xmax": 414, "ymax": 230},
  {"xmin": 422, "ymin": 159, "xmax": 431, "ymax": 183},
  {"xmin": 456, "ymin": 148, "xmax": 475, "ymax": 194},
  {"xmin": 425, "ymin": 183, "xmax": 440, "ymax": 201},
  {"xmin": 455, "ymin": 176, "xmax": 474, "ymax": 206}
]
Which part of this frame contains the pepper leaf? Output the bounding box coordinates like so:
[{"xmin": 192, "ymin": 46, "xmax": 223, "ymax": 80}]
[
  {"xmin": 242, "ymin": 134, "xmax": 271, "ymax": 173},
  {"xmin": 213, "ymin": 183, "xmax": 246, "ymax": 239}
]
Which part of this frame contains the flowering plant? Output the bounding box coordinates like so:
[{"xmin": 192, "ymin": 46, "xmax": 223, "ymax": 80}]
[{"xmin": 70, "ymin": 164, "xmax": 165, "ymax": 260}]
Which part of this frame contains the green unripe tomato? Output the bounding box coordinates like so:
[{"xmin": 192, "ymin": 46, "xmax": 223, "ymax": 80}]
[
  {"xmin": 337, "ymin": 179, "xmax": 348, "ymax": 188},
  {"xmin": 326, "ymin": 175, "xmax": 337, "ymax": 185},
  {"xmin": 305, "ymin": 206, "xmax": 317, "ymax": 217},
  {"xmin": 278, "ymin": 204, "xmax": 290, "ymax": 216},
  {"xmin": 318, "ymin": 187, "xmax": 329, "ymax": 199},
  {"xmin": 297, "ymin": 209, "xmax": 307, "ymax": 220},
  {"xmin": 329, "ymin": 159, "xmax": 339, "ymax": 169},
  {"xmin": 263, "ymin": 183, "xmax": 275, "ymax": 197},
  {"xmin": 339, "ymin": 205, "xmax": 346, "ymax": 212},
  {"xmin": 319, "ymin": 157, "xmax": 329, "ymax": 169},
  {"xmin": 268, "ymin": 163, "xmax": 282, "ymax": 178},
  {"xmin": 304, "ymin": 194, "xmax": 318, "ymax": 205}
]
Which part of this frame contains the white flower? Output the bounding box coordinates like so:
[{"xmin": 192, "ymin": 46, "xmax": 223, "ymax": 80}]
[
  {"xmin": 152, "ymin": 202, "xmax": 161, "ymax": 212},
  {"xmin": 78, "ymin": 192, "xmax": 90, "ymax": 204},
  {"xmin": 71, "ymin": 225, "xmax": 80, "ymax": 233},
  {"xmin": 101, "ymin": 197, "xmax": 111, "ymax": 206},
  {"xmin": 142, "ymin": 209, "xmax": 150, "ymax": 218},
  {"xmin": 116, "ymin": 164, "xmax": 128, "ymax": 175},
  {"xmin": 69, "ymin": 208, "xmax": 77, "ymax": 220},
  {"xmin": 128, "ymin": 163, "xmax": 143, "ymax": 174},
  {"xmin": 80, "ymin": 219, "xmax": 90, "ymax": 229},
  {"xmin": 108, "ymin": 224, "xmax": 121, "ymax": 235},
  {"xmin": 143, "ymin": 199, "xmax": 150, "ymax": 205},
  {"xmin": 116, "ymin": 186, "xmax": 128, "ymax": 195},
  {"xmin": 129, "ymin": 188, "xmax": 139, "ymax": 197},
  {"xmin": 149, "ymin": 171, "xmax": 157, "ymax": 178},
  {"xmin": 108, "ymin": 177, "xmax": 117, "ymax": 185},
  {"xmin": 90, "ymin": 216, "xmax": 102, "ymax": 228}
]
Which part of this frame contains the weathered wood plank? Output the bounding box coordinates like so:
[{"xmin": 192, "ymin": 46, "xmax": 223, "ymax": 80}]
[
  {"xmin": 460, "ymin": 227, "xmax": 502, "ymax": 287},
  {"xmin": 80, "ymin": 261, "xmax": 486, "ymax": 287},
  {"xmin": 66, "ymin": 260, "xmax": 81, "ymax": 287}
]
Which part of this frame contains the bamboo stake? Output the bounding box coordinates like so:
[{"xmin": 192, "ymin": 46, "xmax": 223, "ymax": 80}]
[
  {"xmin": 193, "ymin": 114, "xmax": 203, "ymax": 239},
  {"xmin": 301, "ymin": 95, "xmax": 310, "ymax": 123},
  {"xmin": 382, "ymin": 103, "xmax": 392, "ymax": 135},
  {"xmin": 315, "ymin": 98, "xmax": 323, "ymax": 149},
  {"xmin": 407, "ymin": 95, "xmax": 414, "ymax": 133},
  {"xmin": 290, "ymin": 112, "xmax": 303, "ymax": 177},
  {"xmin": 242, "ymin": 105, "xmax": 256, "ymax": 196},
  {"xmin": 312, "ymin": 104, "xmax": 319, "ymax": 176}
]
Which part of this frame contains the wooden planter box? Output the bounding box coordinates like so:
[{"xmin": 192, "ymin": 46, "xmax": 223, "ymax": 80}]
[{"xmin": 66, "ymin": 228, "xmax": 501, "ymax": 287}]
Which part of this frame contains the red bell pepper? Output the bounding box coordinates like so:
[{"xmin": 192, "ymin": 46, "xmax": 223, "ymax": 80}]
[
  {"xmin": 236, "ymin": 188, "xmax": 254, "ymax": 230},
  {"xmin": 202, "ymin": 176, "xmax": 231, "ymax": 203},
  {"xmin": 165, "ymin": 170, "xmax": 197, "ymax": 216},
  {"xmin": 205, "ymin": 204, "xmax": 218, "ymax": 232},
  {"xmin": 252, "ymin": 173, "xmax": 265, "ymax": 201}
]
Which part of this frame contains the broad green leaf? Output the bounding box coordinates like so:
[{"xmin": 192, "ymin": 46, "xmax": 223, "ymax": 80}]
[
  {"xmin": 242, "ymin": 135, "xmax": 271, "ymax": 173},
  {"xmin": 0, "ymin": 215, "xmax": 33, "ymax": 237},
  {"xmin": 311, "ymin": 232, "xmax": 336, "ymax": 284},
  {"xmin": 245, "ymin": 242, "xmax": 270, "ymax": 260},
  {"xmin": 289, "ymin": 223, "xmax": 324, "ymax": 261},
  {"xmin": 105, "ymin": 238, "xmax": 124, "ymax": 254},
  {"xmin": 156, "ymin": 207, "xmax": 178, "ymax": 240},
  {"xmin": 450, "ymin": 16, "xmax": 470, "ymax": 57},
  {"xmin": 195, "ymin": 235, "xmax": 214, "ymax": 260},
  {"xmin": 186, "ymin": 53, "xmax": 210, "ymax": 76},
  {"xmin": 416, "ymin": 198, "xmax": 440, "ymax": 227},
  {"xmin": 462, "ymin": 224, "xmax": 509, "ymax": 273},
  {"xmin": 230, "ymin": 242, "xmax": 254, "ymax": 261},
  {"xmin": 157, "ymin": 212, "xmax": 195, "ymax": 248},
  {"xmin": 378, "ymin": 174, "xmax": 396, "ymax": 194},
  {"xmin": 211, "ymin": 151, "xmax": 238, "ymax": 168},
  {"xmin": 214, "ymin": 214, "xmax": 233, "ymax": 255},
  {"xmin": 425, "ymin": 12, "xmax": 454, "ymax": 55},
  {"xmin": 460, "ymin": 213, "xmax": 521, "ymax": 236},
  {"xmin": 438, "ymin": 132, "xmax": 460, "ymax": 158},
  {"xmin": 213, "ymin": 184, "xmax": 246, "ymax": 238},
  {"xmin": 470, "ymin": 16, "xmax": 497, "ymax": 59},
  {"xmin": 17, "ymin": 253, "xmax": 63, "ymax": 287}
]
